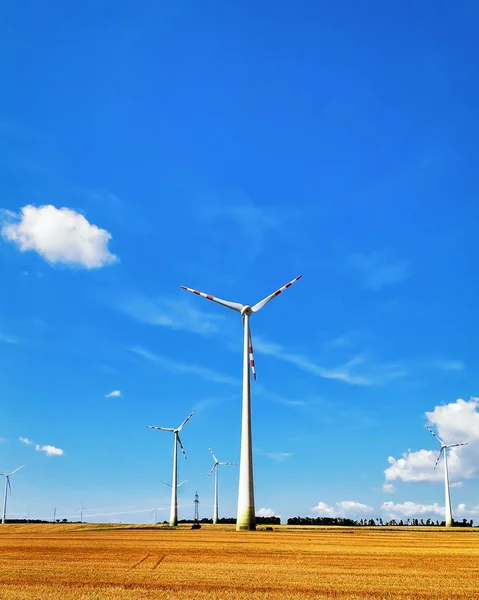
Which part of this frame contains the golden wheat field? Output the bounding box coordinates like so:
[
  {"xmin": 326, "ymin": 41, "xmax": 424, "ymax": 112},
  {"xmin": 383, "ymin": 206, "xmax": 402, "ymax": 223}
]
[{"xmin": 0, "ymin": 524, "xmax": 478, "ymax": 600}]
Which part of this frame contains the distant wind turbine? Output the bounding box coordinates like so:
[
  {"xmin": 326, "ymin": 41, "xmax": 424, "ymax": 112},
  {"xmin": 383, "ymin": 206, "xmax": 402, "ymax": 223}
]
[
  {"xmin": 150, "ymin": 507, "xmax": 159, "ymax": 524},
  {"xmin": 426, "ymin": 425, "xmax": 468, "ymax": 527},
  {"xmin": 77, "ymin": 499, "xmax": 86, "ymax": 523},
  {"xmin": 1, "ymin": 465, "xmax": 24, "ymax": 524},
  {"xmin": 147, "ymin": 410, "xmax": 196, "ymax": 526},
  {"xmin": 207, "ymin": 447, "xmax": 235, "ymax": 525},
  {"xmin": 181, "ymin": 275, "xmax": 302, "ymax": 530}
]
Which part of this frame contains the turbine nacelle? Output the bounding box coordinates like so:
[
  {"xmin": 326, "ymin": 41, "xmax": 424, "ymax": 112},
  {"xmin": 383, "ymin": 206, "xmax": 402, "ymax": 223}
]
[{"xmin": 241, "ymin": 305, "xmax": 253, "ymax": 317}]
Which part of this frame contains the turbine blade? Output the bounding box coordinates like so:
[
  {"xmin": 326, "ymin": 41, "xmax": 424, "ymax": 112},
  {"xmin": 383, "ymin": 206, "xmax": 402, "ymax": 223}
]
[
  {"xmin": 219, "ymin": 462, "xmax": 236, "ymax": 466},
  {"xmin": 150, "ymin": 509, "xmax": 156, "ymax": 515},
  {"xmin": 160, "ymin": 481, "xmax": 172, "ymax": 487},
  {"xmin": 251, "ymin": 275, "xmax": 302, "ymax": 313},
  {"xmin": 447, "ymin": 443, "xmax": 468, "ymax": 448},
  {"xmin": 433, "ymin": 447, "xmax": 444, "ymax": 470},
  {"xmin": 425, "ymin": 425, "xmax": 445, "ymax": 446},
  {"xmin": 180, "ymin": 286, "xmax": 243, "ymax": 312},
  {"xmin": 248, "ymin": 326, "xmax": 257, "ymax": 381},
  {"xmin": 177, "ymin": 434, "xmax": 187, "ymax": 459},
  {"xmin": 8, "ymin": 465, "xmax": 25, "ymax": 476},
  {"xmin": 177, "ymin": 480, "xmax": 187, "ymax": 488},
  {"xmin": 177, "ymin": 409, "xmax": 196, "ymax": 432},
  {"xmin": 208, "ymin": 447, "xmax": 219, "ymax": 463},
  {"xmin": 146, "ymin": 426, "xmax": 175, "ymax": 432},
  {"xmin": 7, "ymin": 477, "xmax": 12, "ymax": 495},
  {"xmin": 207, "ymin": 464, "xmax": 217, "ymax": 478}
]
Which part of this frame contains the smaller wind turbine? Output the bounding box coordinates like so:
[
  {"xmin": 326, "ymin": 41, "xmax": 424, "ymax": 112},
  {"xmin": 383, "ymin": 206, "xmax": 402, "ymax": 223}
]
[
  {"xmin": 1, "ymin": 465, "xmax": 24, "ymax": 524},
  {"xmin": 150, "ymin": 507, "xmax": 159, "ymax": 524},
  {"xmin": 77, "ymin": 500, "xmax": 86, "ymax": 523},
  {"xmin": 146, "ymin": 410, "xmax": 196, "ymax": 527},
  {"xmin": 426, "ymin": 425, "xmax": 468, "ymax": 527},
  {"xmin": 207, "ymin": 448, "xmax": 235, "ymax": 524}
]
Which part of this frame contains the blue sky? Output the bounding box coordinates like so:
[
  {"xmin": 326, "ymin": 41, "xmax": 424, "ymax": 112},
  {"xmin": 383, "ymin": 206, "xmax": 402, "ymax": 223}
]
[{"xmin": 1, "ymin": 1, "xmax": 478, "ymax": 524}]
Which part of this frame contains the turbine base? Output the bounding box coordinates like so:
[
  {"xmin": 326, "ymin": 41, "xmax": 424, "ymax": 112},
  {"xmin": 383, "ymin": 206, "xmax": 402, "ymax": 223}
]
[{"xmin": 236, "ymin": 506, "xmax": 256, "ymax": 531}]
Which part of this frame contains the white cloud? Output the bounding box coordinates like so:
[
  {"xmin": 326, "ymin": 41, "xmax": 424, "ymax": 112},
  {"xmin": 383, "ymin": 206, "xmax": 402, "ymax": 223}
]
[
  {"xmin": 262, "ymin": 452, "xmax": 293, "ymax": 462},
  {"xmin": 105, "ymin": 390, "xmax": 121, "ymax": 398},
  {"xmin": 1, "ymin": 204, "xmax": 118, "ymax": 268},
  {"xmin": 256, "ymin": 508, "xmax": 279, "ymax": 518},
  {"xmin": 349, "ymin": 251, "xmax": 409, "ymax": 291},
  {"xmin": 312, "ymin": 501, "xmax": 374, "ymax": 518},
  {"xmin": 381, "ymin": 501, "xmax": 444, "ymax": 519},
  {"xmin": 35, "ymin": 444, "xmax": 64, "ymax": 456},
  {"xmin": 384, "ymin": 398, "xmax": 479, "ymax": 484},
  {"xmin": 117, "ymin": 295, "xmax": 223, "ymax": 335},
  {"xmin": 0, "ymin": 437, "xmax": 7, "ymax": 443},
  {"xmin": 456, "ymin": 504, "xmax": 479, "ymax": 517},
  {"xmin": 450, "ymin": 481, "xmax": 463, "ymax": 489},
  {"xmin": 129, "ymin": 346, "xmax": 238, "ymax": 385},
  {"xmin": 382, "ymin": 483, "xmax": 396, "ymax": 494},
  {"xmin": 19, "ymin": 436, "xmax": 64, "ymax": 456}
]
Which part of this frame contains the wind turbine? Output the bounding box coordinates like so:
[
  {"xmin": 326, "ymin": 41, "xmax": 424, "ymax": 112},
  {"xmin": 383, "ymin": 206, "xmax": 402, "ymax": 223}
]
[
  {"xmin": 1, "ymin": 465, "xmax": 24, "ymax": 524},
  {"xmin": 181, "ymin": 275, "xmax": 302, "ymax": 530},
  {"xmin": 150, "ymin": 507, "xmax": 159, "ymax": 524},
  {"xmin": 426, "ymin": 425, "xmax": 468, "ymax": 527},
  {"xmin": 207, "ymin": 447, "xmax": 235, "ymax": 525},
  {"xmin": 77, "ymin": 499, "xmax": 86, "ymax": 523},
  {"xmin": 146, "ymin": 410, "xmax": 196, "ymax": 527}
]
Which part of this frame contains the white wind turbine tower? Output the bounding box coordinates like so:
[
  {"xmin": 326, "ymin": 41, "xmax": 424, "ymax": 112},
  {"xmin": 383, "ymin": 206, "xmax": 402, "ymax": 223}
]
[
  {"xmin": 1, "ymin": 465, "xmax": 24, "ymax": 524},
  {"xmin": 207, "ymin": 447, "xmax": 235, "ymax": 525},
  {"xmin": 146, "ymin": 410, "xmax": 196, "ymax": 527},
  {"xmin": 426, "ymin": 425, "xmax": 468, "ymax": 527},
  {"xmin": 181, "ymin": 275, "xmax": 302, "ymax": 530}
]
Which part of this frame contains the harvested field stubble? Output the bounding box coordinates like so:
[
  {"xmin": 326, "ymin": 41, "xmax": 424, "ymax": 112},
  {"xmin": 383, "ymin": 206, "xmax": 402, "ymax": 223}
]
[{"xmin": 0, "ymin": 524, "xmax": 478, "ymax": 599}]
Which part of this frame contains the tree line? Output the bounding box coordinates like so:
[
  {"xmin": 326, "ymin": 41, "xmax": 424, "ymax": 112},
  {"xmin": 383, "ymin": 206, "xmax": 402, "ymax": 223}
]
[{"xmin": 286, "ymin": 516, "xmax": 475, "ymax": 527}]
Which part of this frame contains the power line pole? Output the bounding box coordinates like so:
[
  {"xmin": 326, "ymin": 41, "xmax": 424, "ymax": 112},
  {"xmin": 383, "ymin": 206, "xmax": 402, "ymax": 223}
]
[{"xmin": 53, "ymin": 508, "xmax": 56, "ymax": 523}]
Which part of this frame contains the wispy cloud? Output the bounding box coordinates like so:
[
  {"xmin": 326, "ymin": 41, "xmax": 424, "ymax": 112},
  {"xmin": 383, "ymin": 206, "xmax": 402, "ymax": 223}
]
[
  {"xmin": 198, "ymin": 192, "xmax": 283, "ymax": 260},
  {"xmin": 19, "ymin": 436, "xmax": 64, "ymax": 456},
  {"xmin": 255, "ymin": 384, "xmax": 306, "ymax": 407},
  {"xmin": 254, "ymin": 337, "xmax": 407, "ymax": 386},
  {"xmin": 260, "ymin": 452, "xmax": 293, "ymax": 462},
  {"xmin": 430, "ymin": 359, "xmax": 465, "ymax": 372},
  {"xmin": 349, "ymin": 251, "xmax": 409, "ymax": 291},
  {"xmin": 117, "ymin": 295, "xmax": 224, "ymax": 335},
  {"xmin": 0, "ymin": 331, "xmax": 20, "ymax": 345},
  {"xmin": 129, "ymin": 346, "xmax": 238, "ymax": 385},
  {"xmin": 105, "ymin": 390, "xmax": 122, "ymax": 398}
]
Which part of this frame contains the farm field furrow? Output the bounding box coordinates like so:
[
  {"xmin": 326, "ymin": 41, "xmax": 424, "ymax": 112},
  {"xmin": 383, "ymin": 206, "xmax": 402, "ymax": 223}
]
[{"xmin": 0, "ymin": 524, "xmax": 477, "ymax": 599}]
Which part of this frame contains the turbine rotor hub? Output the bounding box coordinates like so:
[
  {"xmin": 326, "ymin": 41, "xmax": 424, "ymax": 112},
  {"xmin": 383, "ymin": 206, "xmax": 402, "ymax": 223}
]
[{"xmin": 241, "ymin": 305, "xmax": 252, "ymax": 317}]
